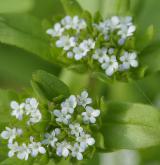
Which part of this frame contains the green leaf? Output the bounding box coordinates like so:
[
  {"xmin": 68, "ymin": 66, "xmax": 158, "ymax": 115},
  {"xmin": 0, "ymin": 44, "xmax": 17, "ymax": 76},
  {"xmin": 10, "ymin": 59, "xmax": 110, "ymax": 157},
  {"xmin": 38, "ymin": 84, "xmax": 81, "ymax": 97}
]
[
  {"xmin": 32, "ymin": 70, "xmax": 70, "ymax": 101},
  {"xmin": 0, "ymin": 14, "xmax": 52, "ymax": 62},
  {"xmin": 60, "ymin": 0, "xmax": 83, "ymax": 16},
  {"xmin": 0, "ymin": 157, "xmax": 34, "ymax": 165},
  {"xmin": 101, "ymin": 101, "xmax": 160, "ymax": 150},
  {"xmin": 136, "ymin": 25, "xmax": 155, "ymax": 51},
  {"xmin": 0, "ymin": 0, "xmax": 33, "ymax": 13}
]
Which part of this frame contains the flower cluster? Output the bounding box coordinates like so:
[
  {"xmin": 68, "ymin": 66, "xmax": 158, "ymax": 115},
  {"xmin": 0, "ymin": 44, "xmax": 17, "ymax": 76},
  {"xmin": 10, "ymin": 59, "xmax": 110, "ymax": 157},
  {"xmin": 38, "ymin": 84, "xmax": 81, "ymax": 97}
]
[
  {"xmin": 1, "ymin": 98, "xmax": 45, "ymax": 160},
  {"xmin": 47, "ymin": 15, "xmax": 139, "ymax": 77},
  {"xmin": 42, "ymin": 91, "xmax": 100, "ymax": 160},
  {"xmin": 1, "ymin": 92, "xmax": 101, "ymax": 161},
  {"xmin": 10, "ymin": 98, "xmax": 41, "ymax": 125}
]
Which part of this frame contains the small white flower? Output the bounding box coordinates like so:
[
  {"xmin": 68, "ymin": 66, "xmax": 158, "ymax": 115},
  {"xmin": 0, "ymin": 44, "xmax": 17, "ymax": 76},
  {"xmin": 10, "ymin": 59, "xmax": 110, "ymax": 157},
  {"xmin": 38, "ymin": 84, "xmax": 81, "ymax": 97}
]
[
  {"xmin": 67, "ymin": 51, "xmax": 74, "ymax": 58},
  {"xmin": 61, "ymin": 16, "xmax": 73, "ymax": 29},
  {"xmin": 17, "ymin": 143, "xmax": 30, "ymax": 160},
  {"xmin": 8, "ymin": 142, "xmax": 19, "ymax": 157},
  {"xmin": 71, "ymin": 143, "xmax": 85, "ymax": 160},
  {"xmin": 72, "ymin": 16, "xmax": 87, "ymax": 31},
  {"xmin": 117, "ymin": 16, "xmax": 136, "ymax": 39},
  {"xmin": 61, "ymin": 95, "xmax": 77, "ymax": 114},
  {"xmin": 69, "ymin": 123, "xmax": 83, "ymax": 137},
  {"xmin": 42, "ymin": 129, "xmax": 60, "ymax": 147},
  {"xmin": 77, "ymin": 91, "xmax": 92, "ymax": 107},
  {"xmin": 29, "ymin": 137, "xmax": 46, "ymax": 157},
  {"xmin": 10, "ymin": 101, "xmax": 25, "ymax": 120},
  {"xmin": 101, "ymin": 55, "xmax": 119, "ymax": 76},
  {"xmin": 94, "ymin": 21, "xmax": 110, "ymax": 35},
  {"xmin": 56, "ymin": 141, "xmax": 71, "ymax": 157},
  {"xmin": 80, "ymin": 39, "xmax": 95, "ymax": 51},
  {"xmin": 25, "ymin": 98, "xmax": 39, "ymax": 115},
  {"xmin": 28, "ymin": 110, "xmax": 42, "ymax": 125},
  {"xmin": 119, "ymin": 51, "xmax": 138, "ymax": 70},
  {"xmin": 56, "ymin": 35, "xmax": 76, "ymax": 51},
  {"xmin": 61, "ymin": 16, "xmax": 86, "ymax": 31},
  {"xmin": 73, "ymin": 45, "xmax": 88, "ymax": 60},
  {"xmin": 76, "ymin": 132, "xmax": 95, "ymax": 149},
  {"xmin": 82, "ymin": 106, "xmax": 100, "ymax": 124},
  {"xmin": 92, "ymin": 48, "xmax": 109, "ymax": 63},
  {"xmin": 110, "ymin": 16, "xmax": 120, "ymax": 28},
  {"xmin": 1, "ymin": 127, "xmax": 21, "ymax": 143},
  {"xmin": 46, "ymin": 23, "xmax": 64, "ymax": 37},
  {"xmin": 54, "ymin": 109, "xmax": 71, "ymax": 124}
]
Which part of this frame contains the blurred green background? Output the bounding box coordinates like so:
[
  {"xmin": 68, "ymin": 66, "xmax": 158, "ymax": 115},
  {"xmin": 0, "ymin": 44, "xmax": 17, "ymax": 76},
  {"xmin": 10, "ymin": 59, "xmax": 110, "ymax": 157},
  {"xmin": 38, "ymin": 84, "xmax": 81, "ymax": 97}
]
[{"xmin": 1, "ymin": 0, "xmax": 160, "ymax": 164}]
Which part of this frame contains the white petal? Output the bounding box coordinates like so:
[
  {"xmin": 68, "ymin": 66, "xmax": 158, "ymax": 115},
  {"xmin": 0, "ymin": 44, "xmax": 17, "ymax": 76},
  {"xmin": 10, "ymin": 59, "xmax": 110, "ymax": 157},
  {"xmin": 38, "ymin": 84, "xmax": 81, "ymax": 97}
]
[
  {"xmin": 75, "ymin": 54, "xmax": 82, "ymax": 60},
  {"xmin": 1, "ymin": 131, "xmax": 9, "ymax": 139},
  {"xmin": 87, "ymin": 138, "xmax": 95, "ymax": 145},
  {"xmin": 39, "ymin": 147, "xmax": 46, "ymax": 154},
  {"xmin": 106, "ymin": 67, "xmax": 114, "ymax": 76},
  {"xmin": 90, "ymin": 117, "xmax": 96, "ymax": 123},
  {"xmin": 8, "ymin": 151, "xmax": 14, "ymax": 157},
  {"xmin": 10, "ymin": 101, "xmax": 19, "ymax": 109},
  {"xmin": 62, "ymin": 148, "xmax": 69, "ymax": 157},
  {"xmin": 92, "ymin": 110, "xmax": 100, "ymax": 117},
  {"xmin": 77, "ymin": 153, "xmax": 83, "ymax": 160},
  {"xmin": 130, "ymin": 60, "xmax": 138, "ymax": 67}
]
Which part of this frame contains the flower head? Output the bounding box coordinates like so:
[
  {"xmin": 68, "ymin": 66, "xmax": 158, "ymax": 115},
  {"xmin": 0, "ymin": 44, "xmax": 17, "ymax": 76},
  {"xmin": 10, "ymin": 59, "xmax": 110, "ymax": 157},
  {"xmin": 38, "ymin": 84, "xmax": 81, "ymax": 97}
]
[
  {"xmin": 10, "ymin": 101, "xmax": 25, "ymax": 120},
  {"xmin": 1, "ymin": 127, "xmax": 22, "ymax": 143},
  {"xmin": 82, "ymin": 106, "xmax": 100, "ymax": 124},
  {"xmin": 77, "ymin": 91, "xmax": 92, "ymax": 107},
  {"xmin": 56, "ymin": 141, "xmax": 72, "ymax": 157},
  {"xmin": 17, "ymin": 143, "xmax": 30, "ymax": 160},
  {"xmin": 119, "ymin": 51, "xmax": 138, "ymax": 70},
  {"xmin": 101, "ymin": 55, "xmax": 119, "ymax": 76},
  {"xmin": 29, "ymin": 137, "xmax": 46, "ymax": 157},
  {"xmin": 71, "ymin": 143, "xmax": 85, "ymax": 160},
  {"xmin": 69, "ymin": 123, "xmax": 83, "ymax": 137},
  {"xmin": 42, "ymin": 129, "xmax": 60, "ymax": 147}
]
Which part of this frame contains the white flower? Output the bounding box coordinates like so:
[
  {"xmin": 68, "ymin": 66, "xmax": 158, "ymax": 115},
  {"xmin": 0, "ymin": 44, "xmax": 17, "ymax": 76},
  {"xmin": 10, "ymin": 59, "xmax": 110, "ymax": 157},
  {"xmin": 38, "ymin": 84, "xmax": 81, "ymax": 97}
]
[
  {"xmin": 8, "ymin": 142, "xmax": 19, "ymax": 157},
  {"xmin": 10, "ymin": 101, "xmax": 25, "ymax": 120},
  {"xmin": 92, "ymin": 48, "xmax": 109, "ymax": 63},
  {"xmin": 119, "ymin": 51, "xmax": 138, "ymax": 70},
  {"xmin": 17, "ymin": 143, "xmax": 30, "ymax": 160},
  {"xmin": 56, "ymin": 141, "xmax": 71, "ymax": 157},
  {"xmin": 54, "ymin": 109, "xmax": 71, "ymax": 125},
  {"xmin": 46, "ymin": 23, "xmax": 64, "ymax": 37},
  {"xmin": 1, "ymin": 127, "xmax": 22, "ymax": 143},
  {"xmin": 61, "ymin": 16, "xmax": 86, "ymax": 31},
  {"xmin": 77, "ymin": 91, "xmax": 92, "ymax": 107},
  {"xmin": 61, "ymin": 16, "xmax": 73, "ymax": 29},
  {"xmin": 117, "ymin": 16, "xmax": 136, "ymax": 39},
  {"xmin": 71, "ymin": 143, "xmax": 85, "ymax": 160},
  {"xmin": 80, "ymin": 39, "xmax": 95, "ymax": 51},
  {"xmin": 94, "ymin": 21, "xmax": 110, "ymax": 35},
  {"xmin": 76, "ymin": 132, "xmax": 95, "ymax": 149},
  {"xmin": 73, "ymin": 45, "xmax": 88, "ymax": 60},
  {"xmin": 69, "ymin": 123, "xmax": 83, "ymax": 137},
  {"xmin": 29, "ymin": 137, "xmax": 46, "ymax": 157},
  {"xmin": 72, "ymin": 16, "xmax": 87, "ymax": 31},
  {"xmin": 56, "ymin": 35, "xmax": 76, "ymax": 51},
  {"xmin": 61, "ymin": 95, "xmax": 77, "ymax": 114},
  {"xmin": 28, "ymin": 110, "xmax": 42, "ymax": 125},
  {"xmin": 67, "ymin": 51, "xmax": 74, "ymax": 58},
  {"xmin": 42, "ymin": 129, "xmax": 60, "ymax": 147},
  {"xmin": 110, "ymin": 16, "xmax": 120, "ymax": 28},
  {"xmin": 25, "ymin": 98, "xmax": 39, "ymax": 115},
  {"xmin": 101, "ymin": 55, "xmax": 119, "ymax": 76},
  {"xmin": 82, "ymin": 106, "xmax": 100, "ymax": 124}
]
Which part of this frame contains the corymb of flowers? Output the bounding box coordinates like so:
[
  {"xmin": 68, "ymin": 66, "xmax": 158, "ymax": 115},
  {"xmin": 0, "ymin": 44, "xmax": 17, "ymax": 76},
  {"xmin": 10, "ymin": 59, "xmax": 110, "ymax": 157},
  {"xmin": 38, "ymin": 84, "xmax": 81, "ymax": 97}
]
[
  {"xmin": 1, "ymin": 91, "xmax": 101, "ymax": 161},
  {"xmin": 47, "ymin": 15, "xmax": 138, "ymax": 78}
]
